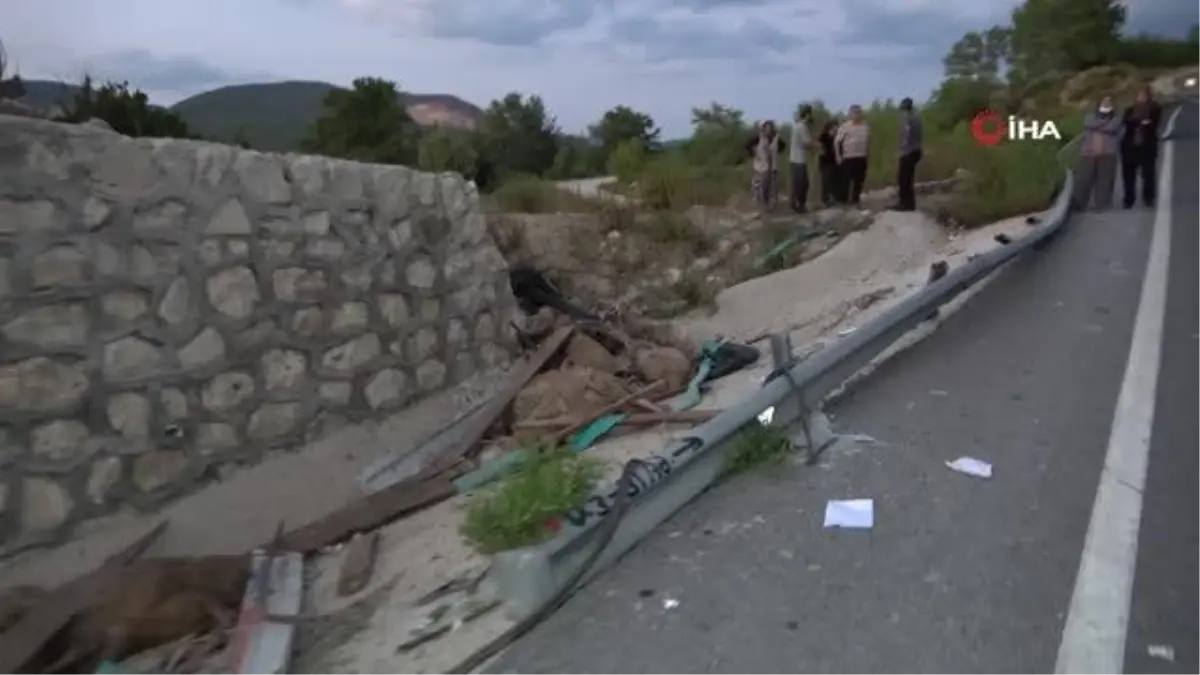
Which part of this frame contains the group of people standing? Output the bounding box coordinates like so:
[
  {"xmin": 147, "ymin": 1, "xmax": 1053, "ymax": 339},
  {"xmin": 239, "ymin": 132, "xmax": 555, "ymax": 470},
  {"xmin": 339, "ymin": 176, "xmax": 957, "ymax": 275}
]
[
  {"xmin": 746, "ymin": 84, "xmax": 1163, "ymax": 217},
  {"xmin": 746, "ymin": 99, "xmax": 924, "ymax": 214},
  {"xmin": 1073, "ymin": 86, "xmax": 1162, "ymax": 211}
]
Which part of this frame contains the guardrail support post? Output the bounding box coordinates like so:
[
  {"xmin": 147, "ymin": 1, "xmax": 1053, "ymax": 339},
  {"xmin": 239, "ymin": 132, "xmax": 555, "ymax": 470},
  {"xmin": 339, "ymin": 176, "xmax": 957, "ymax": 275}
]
[{"xmin": 764, "ymin": 332, "xmax": 835, "ymax": 465}]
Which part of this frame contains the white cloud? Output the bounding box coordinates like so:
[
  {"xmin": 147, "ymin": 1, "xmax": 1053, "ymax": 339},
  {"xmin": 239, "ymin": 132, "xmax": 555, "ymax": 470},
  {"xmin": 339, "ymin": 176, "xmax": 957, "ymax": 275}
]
[{"xmin": 0, "ymin": 0, "xmax": 1193, "ymax": 137}]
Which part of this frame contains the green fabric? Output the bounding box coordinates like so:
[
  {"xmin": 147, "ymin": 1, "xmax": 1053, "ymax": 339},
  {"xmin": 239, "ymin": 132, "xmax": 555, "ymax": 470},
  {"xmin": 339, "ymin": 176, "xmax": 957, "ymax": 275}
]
[
  {"xmin": 753, "ymin": 228, "xmax": 822, "ymax": 270},
  {"xmin": 569, "ymin": 414, "xmax": 627, "ymax": 451}
]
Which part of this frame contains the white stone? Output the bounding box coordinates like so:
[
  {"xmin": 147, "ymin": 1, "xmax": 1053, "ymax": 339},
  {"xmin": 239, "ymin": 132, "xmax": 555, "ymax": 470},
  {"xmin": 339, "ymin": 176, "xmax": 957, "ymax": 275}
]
[
  {"xmin": 178, "ymin": 327, "xmax": 227, "ymax": 370},
  {"xmin": 206, "ymin": 199, "xmax": 253, "ymax": 234},
  {"xmin": 206, "ymin": 266, "xmax": 260, "ymax": 319}
]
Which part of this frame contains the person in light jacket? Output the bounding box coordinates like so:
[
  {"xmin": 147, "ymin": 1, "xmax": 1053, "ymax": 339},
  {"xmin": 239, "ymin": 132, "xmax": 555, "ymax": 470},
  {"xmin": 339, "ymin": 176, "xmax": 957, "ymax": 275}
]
[
  {"xmin": 834, "ymin": 105, "xmax": 870, "ymax": 207},
  {"xmin": 1073, "ymin": 95, "xmax": 1123, "ymax": 211}
]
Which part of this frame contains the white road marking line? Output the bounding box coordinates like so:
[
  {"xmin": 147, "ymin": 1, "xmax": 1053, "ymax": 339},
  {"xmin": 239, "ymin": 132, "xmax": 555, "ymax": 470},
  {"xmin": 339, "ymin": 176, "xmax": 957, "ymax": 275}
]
[{"xmin": 1054, "ymin": 105, "xmax": 1181, "ymax": 674}]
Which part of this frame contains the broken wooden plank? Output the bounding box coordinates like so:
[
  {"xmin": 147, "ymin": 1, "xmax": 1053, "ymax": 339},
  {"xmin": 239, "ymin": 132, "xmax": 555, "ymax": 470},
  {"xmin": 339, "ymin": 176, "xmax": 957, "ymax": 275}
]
[
  {"xmin": 273, "ymin": 477, "xmax": 456, "ymax": 553},
  {"xmin": 0, "ymin": 521, "xmax": 167, "ymax": 675},
  {"xmin": 229, "ymin": 550, "xmax": 304, "ymax": 675},
  {"xmin": 336, "ymin": 532, "xmax": 380, "ymax": 597},
  {"xmin": 416, "ymin": 325, "xmax": 575, "ymax": 478},
  {"xmin": 548, "ymin": 380, "xmax": 664, "ymax": 445}
]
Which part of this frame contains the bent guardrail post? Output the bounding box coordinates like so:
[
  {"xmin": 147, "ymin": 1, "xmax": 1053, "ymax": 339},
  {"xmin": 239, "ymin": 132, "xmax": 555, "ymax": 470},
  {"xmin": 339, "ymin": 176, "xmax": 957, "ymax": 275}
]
[{"xmin": 491, "ymin": 167, "xmax": 1078, "ymax": 623}]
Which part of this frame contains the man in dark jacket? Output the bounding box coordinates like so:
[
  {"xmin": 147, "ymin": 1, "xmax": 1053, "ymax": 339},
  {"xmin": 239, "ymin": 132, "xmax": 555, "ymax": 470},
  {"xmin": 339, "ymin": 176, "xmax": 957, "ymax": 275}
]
[
  {"xmin": 1120, "ymin": 86, "xmax": 1162, "ymax": 208},
  {"xmin": 817, "ymin": 119, "xmax": 842, "ymax": 205},
  {"xmin": 895, "ymin": 97, "xmax": 923, "ymax": 211}
]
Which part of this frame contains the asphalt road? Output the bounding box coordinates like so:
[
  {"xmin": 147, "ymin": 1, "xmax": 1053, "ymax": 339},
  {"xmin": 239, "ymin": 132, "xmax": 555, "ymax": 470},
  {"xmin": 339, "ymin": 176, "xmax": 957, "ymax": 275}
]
[
  {"xmin": 488, "ymin": 112, "xmax": 1198, "ymax": 674},
  {"xmin": 1122, "ymin": 104, "xmax": 1198, "ymax": 675}
]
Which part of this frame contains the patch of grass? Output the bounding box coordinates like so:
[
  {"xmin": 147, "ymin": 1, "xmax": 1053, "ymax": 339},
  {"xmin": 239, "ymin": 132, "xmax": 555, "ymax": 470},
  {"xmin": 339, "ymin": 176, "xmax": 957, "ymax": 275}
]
[
  {"xmin": 725, "ymin": 421, "xmax": 793, "ymax": 475},
  {"xmin": 460, "ymin": 446, "xmax": 603, "ymax": 554},
  {"xmin": 671, "ymin": 273, "xmax": 718, "ymax": 313},
  {"xmin": 489, "ymin": 174, "xmax": 602, "ymax": 213}
]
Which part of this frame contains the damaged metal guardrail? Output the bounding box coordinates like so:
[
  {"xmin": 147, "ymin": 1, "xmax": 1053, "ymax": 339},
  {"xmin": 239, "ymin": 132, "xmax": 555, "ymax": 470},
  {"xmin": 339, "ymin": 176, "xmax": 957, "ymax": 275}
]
[
  {"xmin": 489, "ymin": 166, "xmax": 1077, "ymax": 621},
  {"xmin": 455, "ymin": 120, "xmax": 1159, "ymax": 672}
]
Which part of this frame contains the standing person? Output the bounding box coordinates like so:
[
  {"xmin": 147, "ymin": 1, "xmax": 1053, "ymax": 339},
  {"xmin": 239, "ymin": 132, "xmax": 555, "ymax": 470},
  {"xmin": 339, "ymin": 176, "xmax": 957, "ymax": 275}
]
[
  {"xmin": 1073, "ymin": 95, "xmax": 1123, "ymax": 211},
  {"xmin": 745, "ymin": 120, "xmax": 787, "ymax": 212},
  {"xmin": 789, "ymin": 105, "xmax": 816, "ymax": 213},
  {"xmin": 1120, "ymin": 86, "xmax": 1162, "ymax": 208},
  {"xmin": 817, "ymin": 119, "xmax": 841, "ymax": 205},
  {"xmin": 895, "ymin": 97, "xmax": 923, "ymax": 211},
  {"xmin": 835, "ymin": 104, "xmax": 870, "ymax": 207}
]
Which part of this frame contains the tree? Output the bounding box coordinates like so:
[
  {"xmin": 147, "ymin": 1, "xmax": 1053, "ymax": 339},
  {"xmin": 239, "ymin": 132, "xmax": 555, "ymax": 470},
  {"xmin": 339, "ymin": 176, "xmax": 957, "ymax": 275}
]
[
  {"xmin": 61, "ymin": 76, "xmax": 193, "ymax": 138},
  {"xmin": 232, "ymin": 127, "xmax": 253, "ymax": 149},
  {"xmin": 690, "ymin": 102, "xmax": 746, "ymax": 131},
  {"xmin": 1009, "ymin": 0, "xmax": 1125, "ymax": 78},
  {"xmin": 686, "ymin": 102, "xmax": 750, "ymax": 167},
  {"xmin": 302, "ymin": 77, "xmax": 420, "ymax": 165},
  {"xmin": 944, "ymin": 26, "xmax": 1012, "ymax": 80},
  {"xmin": 588, "ymin": 105, "xmax": 660, "ymax": 157},
  {"xmin": 478, "ymin": 92, "xmax": 559, "ymax": 179},
  {"xmin": 417, "ymin": 128, "xmax": 479, "ymax": 177}
]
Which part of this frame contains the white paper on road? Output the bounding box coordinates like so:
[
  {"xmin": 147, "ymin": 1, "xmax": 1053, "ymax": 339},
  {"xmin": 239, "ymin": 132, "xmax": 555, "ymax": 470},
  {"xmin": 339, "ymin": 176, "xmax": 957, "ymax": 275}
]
[
  {"xmin": 945, "ymin": 457, "xmax": 993, "ymax": 479},
  {"xmin": 823, "ymin": 499, "xmax": 874, "ymax": 529}
]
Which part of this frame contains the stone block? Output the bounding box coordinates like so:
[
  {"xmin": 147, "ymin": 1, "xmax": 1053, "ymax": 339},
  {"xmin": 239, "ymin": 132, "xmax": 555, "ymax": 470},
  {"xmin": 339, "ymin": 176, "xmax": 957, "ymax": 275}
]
[
  {"xmin": 206, "ymin": 199, "xmax": 253, "ymax": 234},
  {"xmin": 178, "ymin": 327, "xmax": 227, "ymax": 371},
  {"xmin": 206, "ymin": 266, "xmax": 261, "ymax": 319},
  {"xmin": 20, "ymin": 477, "xmax": 73, "ymax": 532},
  {"xmin": 202, "ymin": 371, "xmax": 255, "ymax": 412},
  {"xmin": 103, "ymin": 336, "xmax": 165, "ymax": 382},
  {"xmin": 132, "ymin": 451, "xmax": 187, "ymax": 492},
  {"xmin": 247, "ymin": 402, "xmax": 301, "ymax": 440},
  {"xmin": 273, "ymin": 267, "xmax": 327, "ymax": 302},
  {"xmin": 86, "ymin": 457, "xmax": 123, "ymax": 505},
  {"xmin": 321, "ymin": 334, "xmax": 381, "ymax": 376},
  {"xmin": 30, "ymin": 419, "xmax": 91, "ymax": 463},
  {"xmin": 2, "ymin": 303, "xmax": 90, "ymax": 349},
  {"xmin": 364, "ymin": 368, "xmax": 407, "ymax": 410},
  {"xmin": 107, "ymin": 392, "xmax": 152, "ymax": 442},
  {"xmin": 102, "ymin": 291, "xmax": 149, "ymax": 321},
  {"xmin": 262, "ymin": 349, "xmax": 307, "ymax": 391},
  {"xmin": 0, "ymin": 357, "xmax": 90, "ymax": 412},
  {"xmin": 32, "ymin": 245, "xmax": 88, "ymax": 288},
  {"xmin": 331, "ymin": 301, "xmax": 369, "ymax": 334}
]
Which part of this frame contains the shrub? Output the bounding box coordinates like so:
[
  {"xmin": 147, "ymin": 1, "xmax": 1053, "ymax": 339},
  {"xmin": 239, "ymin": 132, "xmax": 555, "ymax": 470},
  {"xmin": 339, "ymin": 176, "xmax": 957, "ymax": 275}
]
[
  {"xmin": 460, "ymin": 447, "xmax": 603, "ymax": 554},
  {"xmin": 606, "ymin": 138, "xmax": 648, "ymax": 184}
]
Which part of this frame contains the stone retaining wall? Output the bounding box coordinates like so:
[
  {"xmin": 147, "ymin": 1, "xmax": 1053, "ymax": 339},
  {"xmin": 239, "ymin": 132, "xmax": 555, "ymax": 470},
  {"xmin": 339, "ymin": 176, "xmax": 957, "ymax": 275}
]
[{"xmin": 0, "ymin": 115, "xmax": 520, "ymax": 556}]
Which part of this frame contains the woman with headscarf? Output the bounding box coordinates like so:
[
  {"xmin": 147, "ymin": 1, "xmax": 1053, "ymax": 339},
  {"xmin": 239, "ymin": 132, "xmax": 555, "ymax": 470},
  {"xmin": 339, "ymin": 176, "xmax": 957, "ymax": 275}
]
[
  {"xmin": 1073, "ymin": 94, "xmax": 1123, "ymax": 211},
  {"xmin": 745, "ymin": 120, "xmax": 787, "ymax": 212},
  {"xmin": 1120, "ymin": 86, "xmax": 1162, "ymax": 208}
]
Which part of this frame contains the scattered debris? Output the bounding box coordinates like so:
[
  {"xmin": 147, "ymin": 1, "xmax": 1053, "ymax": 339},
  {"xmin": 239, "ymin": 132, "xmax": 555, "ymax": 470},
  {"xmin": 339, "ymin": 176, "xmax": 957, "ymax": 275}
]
[
  {"xmin": 929, "ymin": 389, "xmax": 949, "ymax": 396},
  {"xmin": 824, "ymin": 499, "xmax": 875, "ymax": 529},
  {"xmin": 0, "ymin": 521, "xmax": 168, "ymax": 675},
  {"xmin": 837, "ymin": 327, "xmax": 858, "ymax": 337},
  {"xmin": 1147, "ymin": 644, "xmax": 1176, "ymax": 662},
  {"xmin": 228, "ymin": 550, "xmax": 304, "ymax": 675},
  {"xmin": 336, "ymin": 532, "xmax": 380, "ymax": 598},
  {"xmin": 662, "ymin": 598, "xmax": 680, "ymax": 611},
  {"xmin": 945, "ymin": 457, "xmax": 994, "ymax": 479}
]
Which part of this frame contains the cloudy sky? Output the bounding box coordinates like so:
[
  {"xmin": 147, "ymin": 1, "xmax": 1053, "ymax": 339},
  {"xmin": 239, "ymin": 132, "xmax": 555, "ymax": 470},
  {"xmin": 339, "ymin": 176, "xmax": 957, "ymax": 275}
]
[{"xmin": 1, "ymin": 0, "xmax": 1195, "ymax": 137}]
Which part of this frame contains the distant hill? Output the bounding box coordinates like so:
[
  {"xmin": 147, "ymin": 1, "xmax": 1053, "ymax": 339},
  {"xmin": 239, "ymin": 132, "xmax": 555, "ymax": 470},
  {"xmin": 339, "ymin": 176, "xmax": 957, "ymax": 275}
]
[
  {"xmin": 171, "ymin": 81, "xmax": 484, "ymax": 152},
  {"xmin": 11, "ymin": 79, "xmax": 485, "ymax": 152}
]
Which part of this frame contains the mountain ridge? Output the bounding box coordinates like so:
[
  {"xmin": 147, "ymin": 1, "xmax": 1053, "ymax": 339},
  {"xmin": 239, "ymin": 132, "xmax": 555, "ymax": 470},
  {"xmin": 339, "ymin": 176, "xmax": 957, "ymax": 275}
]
[{"xmin": 13, "ymin": 79, "xmax": 485, "ymax": 152}]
